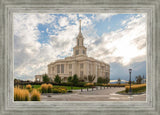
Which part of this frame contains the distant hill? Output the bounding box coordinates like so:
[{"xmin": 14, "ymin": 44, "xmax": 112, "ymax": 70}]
[{"xmin": 110, "ymin": 80, "xmax": 128, "ymax": 84}]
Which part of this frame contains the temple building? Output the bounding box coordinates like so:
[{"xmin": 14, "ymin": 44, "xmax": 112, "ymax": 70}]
[{"xmin": 46, "ymin": 20, "xmax": 110, "ymax": 83}]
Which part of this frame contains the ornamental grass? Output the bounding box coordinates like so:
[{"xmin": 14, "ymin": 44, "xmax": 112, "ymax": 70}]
[
  {"xmin": 47, "ymin": 84, "xmax": 53, "ymax": 93},
  {"xmin": 14, "ymin": 87, "xmax": 29, "ymax": 101},
  {"xmin": 84, "ymin": 83, "xmax": 94, "ymax": 87},
  {"xmin": 26, "ymin": 84, "xmax": 32, "ymax": 92},
  {"xmin": 30, "ymin": 89, "xmax": 41, "ymax": 101},
  {"xmin": 41, "ymin": 83, "xmax": 48, "ymax": 93},
  {"xmin": 125, "ymin": 84, "xmax": 146, "ymax": 93}
]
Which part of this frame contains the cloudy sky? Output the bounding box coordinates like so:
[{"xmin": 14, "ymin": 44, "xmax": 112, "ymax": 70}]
[{"xmin": 14, "ymin": 13, "xmax": 146, "ymax": 81}]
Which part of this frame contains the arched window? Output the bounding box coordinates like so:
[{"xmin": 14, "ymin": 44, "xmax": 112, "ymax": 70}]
[
  {"xmin": 77, "ymin": 39, "xmax": 79, "ymax": 46},
  {"xmin": 76, "ymin": 50, "xmax": 79, "ymax": 55},
  {"xmin": 83, "ymin": 50, "xmax": 85, "ymax": 54}
]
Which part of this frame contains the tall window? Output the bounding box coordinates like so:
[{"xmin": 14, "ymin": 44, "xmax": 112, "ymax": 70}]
[
  {"xmin": 57, "ymin": 65, "xmax": 60, "ymax": 73},
  {"xmin": 76, "ymin": 50, "xmax": 79, "ymax": 55},
  {"xmin": 83, "ymin": 50, "xmax": 85, "ymax": 54},
  {"xmin": 61, "ymin": 64, "xmax": 64, "ymax": 73},
  {"xmin": 80, "ymin": 63, "xmax": 83, "ymax": 69},
  {"xmin": 69, "ymin": 64, "xmax": 72, "ymax": 69},
  {"xmin": 52, "ymin": 67, "xmax": 54, "ymax": 71},
  {"xmin": 80, "ymin": 71, "xmax": 83, "ymax": 77},
  {"xmin": 69, "ymin": 72, "xmax": 72, "ymax": 76},
  {"xmin": 78, "ymin": 39, "xmax": 79, "ymax": 46}
]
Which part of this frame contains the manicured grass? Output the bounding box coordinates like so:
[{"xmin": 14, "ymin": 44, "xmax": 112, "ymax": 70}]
[
  {"xmin": 31, "ymin": 85, "xmax": 85, "ymax": 90},
  {"xmin": 117, "ymin": 88, "xmax": 146, "ymax": 95}
]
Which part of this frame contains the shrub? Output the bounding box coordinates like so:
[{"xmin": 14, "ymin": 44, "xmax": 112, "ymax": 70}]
[
  {"xmin": 48, "ymin": 84, "xmax": 53, "ymax": 93},
  {"xmin": 14, "ymin": 88, "xmax": 29, "ymax": 101},
  {"xmin": 31, "ymin": 89, "xmax": 41, "ymax": 101},
  {"xmin": 85, "ymin": 83, "xmax": 94, "ymax": 87},
  {"xmin": 41, "ymin": 84, "xmax": 48, "ymax": 93},
  {"xmin": 67, "ymin": 76, "xmax": 72, "ymax": 82},
  {"xmin": 52, "ymin": 87, "xmax": 67, "ymax": 93}
]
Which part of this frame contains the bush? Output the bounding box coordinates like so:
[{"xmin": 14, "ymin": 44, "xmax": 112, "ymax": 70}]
[
  {"xmin": 26, "ymin": 84, "xmax": 32, "ymax": 92},
  {"xmin": 31, "ymin": 89, "xmax": 41, "ymax": 101},
  {"xmin": 125, "ymin": 84, "xmax": 146, "ymax": 93},
  {"xmin": 52, "ymin": 87, "xmax": 67, "ymax": 93},
  {"xmin": 85, "ymin": 83, "xmax": 94, "ymax": 87},
  {"xmin": 14, "ymin": 88, "xmax": 29, "ymax": 101},
  {"xmin": 41, "ymin": 84, "xmax": 48, "ymax": 93},
  {"xmin": 48, "ymin": 84, "xmax": 53, "ymax": 93},
  {"xmin": 76, "ymin": 82, "xmax": 86, "ymax": 87},
  {"xmin": 67, "ymin": 76, "xmax": 72, "ymax": 82}
]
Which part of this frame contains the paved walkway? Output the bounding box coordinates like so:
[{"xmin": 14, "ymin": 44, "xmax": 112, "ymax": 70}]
[{"xmin": 41, "ymin": 87, "xmax": 146, "ymax": 101}]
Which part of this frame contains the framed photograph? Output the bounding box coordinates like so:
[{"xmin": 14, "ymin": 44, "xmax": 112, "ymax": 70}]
[{"xmin": 0, "ymin": 0, "xmax": 160, "ymax": 115}]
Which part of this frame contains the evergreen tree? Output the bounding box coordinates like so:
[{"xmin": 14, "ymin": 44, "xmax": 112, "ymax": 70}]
[
  {"xmin": 42, "ymin": 74, "xmax": 50, "ymax": 82},
  {"xmin": 54, "ymin": 74, "xmax": 61, "ymax": 84}
]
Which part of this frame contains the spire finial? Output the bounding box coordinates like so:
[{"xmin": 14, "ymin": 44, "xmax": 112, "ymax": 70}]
[{"xmin": 79, "ymin": 20, "xmax": 81, "ymax": 33}]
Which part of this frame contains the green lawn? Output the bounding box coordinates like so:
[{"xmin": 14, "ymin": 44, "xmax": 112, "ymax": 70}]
[
  {"xmin": 31, "ymin": 85, "xmax": 85, "ymax": 90},
  {"xmin": 117, "ymin": 88, "xmax": 146, "ymax": 95}
]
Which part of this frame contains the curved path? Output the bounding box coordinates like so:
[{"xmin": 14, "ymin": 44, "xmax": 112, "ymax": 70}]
[{"xmin": 41, "ymin": 87, "xmax": 146, "ymax": 101}]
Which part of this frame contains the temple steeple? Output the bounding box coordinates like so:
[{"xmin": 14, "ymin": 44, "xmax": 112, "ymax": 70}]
[
  {"xmin": 77, "ymin": 20, "xmax": 84, "ymax": 46},
  {"xmin": 79, "ymin": 19, "xmax": 81, "ymax": 33},
  {"xmin": 73, "ymin": 20, "xmax": 87, "ymax": 56}
]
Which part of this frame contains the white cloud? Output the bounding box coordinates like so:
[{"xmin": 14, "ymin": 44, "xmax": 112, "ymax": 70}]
[
  {"xmin": 95, "ymin": 13, "xmax": 117, "ymax": 21},
  {"xmin": 58, "ymin": 17, "xmax": 69, "ymax": 27},
  {"xmin": 87, "ymin": 14, "xmax": 146, "ymax": 66}
]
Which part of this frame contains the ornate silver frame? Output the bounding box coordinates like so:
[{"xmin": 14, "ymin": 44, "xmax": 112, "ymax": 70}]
[{"xmin": 0, "ymin": 0, "xmax": 160, "ymax": 115}]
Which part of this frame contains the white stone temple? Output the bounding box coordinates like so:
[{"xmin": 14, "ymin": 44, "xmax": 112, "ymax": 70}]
[{"xmin": 35, "ymin": 20, "xmax": 110, "ymax": 82}]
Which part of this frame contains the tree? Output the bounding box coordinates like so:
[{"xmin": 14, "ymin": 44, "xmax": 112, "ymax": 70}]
[
  {"xmin": 88, "ymin": 75, "xmax": 96, "ymax": 83},
  {"xmin": 43, "ymin": 74, "xmax": 50, "ymax": 82},
  {"xmin": 135, "ymin": 75, "xmax": 143, "ymax": 84},
  {"xmin": 54, "ymin": 74, "xmax": 61, "ymax": 84},
  {"xmin": 104, "ymin": 77, "xmax": 110, "ymax": 84},
  {"xmin": 72, "ymin": 74, "xmax": 79, "ymax": 85},
  {"xmin": 67, "ymin": 76, "xmax": 72, "ymax": 82},
  {"xmin": 97, "ymin": 77, "xmax": 103, "ymax": 84},
  {"xmin": 117, "ymin": 78, "xmax": 121, "ymax": 84}
]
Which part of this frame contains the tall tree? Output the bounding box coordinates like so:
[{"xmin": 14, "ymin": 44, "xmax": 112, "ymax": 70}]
[
  {"xmin": 88, "ymin": 75, "xmax": 95, "ymax": 83},
  {"xmin": 72, "ymin": 74, "xmax": 79, "ymax": 85},
  {"xmin": 67, "ymin": 76, "xmax": 72, "ymax": 82},
  {"xmin": 43, "ymin": 74, "xmax": 50, "ymax": 82},
  {"xmin": 135, "ymin": 75, "xmax": 143, "ymax": 84},
  {"xmin": 117, "ymin": 78, "xmax": 121, "ymax": 84},
  {"xmin": 54, "ymin": 74, "xmax": 61, "ymax": 84},
  {"xmin": 104, "ymin": 77, "xmax": 110, "ymax": 84}
]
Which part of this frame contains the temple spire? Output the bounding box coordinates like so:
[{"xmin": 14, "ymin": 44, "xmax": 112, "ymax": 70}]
[{"xmin": 79, "ymin": 20, "xmax": 81, "ymax": 33}]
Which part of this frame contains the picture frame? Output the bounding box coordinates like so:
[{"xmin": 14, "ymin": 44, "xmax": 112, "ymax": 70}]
[{"xmin": 0, "ymin": 0, "xmax": 160, "ymax": 115}]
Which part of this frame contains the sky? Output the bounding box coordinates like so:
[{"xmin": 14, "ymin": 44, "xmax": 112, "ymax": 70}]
[{"xmin": 13, "ymin": 13, "xmax": 146, "ymax": 81}]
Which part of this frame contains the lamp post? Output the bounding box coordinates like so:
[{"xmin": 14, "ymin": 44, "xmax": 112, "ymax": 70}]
[{"xmin": 129, "ymin": 68, "xmax": 132, "ymax": 95}]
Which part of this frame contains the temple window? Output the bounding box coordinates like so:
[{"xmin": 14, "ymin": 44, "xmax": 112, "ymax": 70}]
[
  {"xmin": 69, "ymin": 64, "xmax": 72, "ymax": 69},
  {"xmin": 57, "ymin": 65, "xmax": 60, "ymax": 73},
  {"xmin": 61, "ymin": 64, "xmax": 64, "ymax": 73},
  {"xmin": 83, "ymin": 50, "xmax": 85, "ymax": 54},
  {"xmin": 76, "ymin": 50, "xmax": 79, "ymax": 55},
  {"xmin": 69, "ymin": 72, "xmax": 72, "ymax": 76},
  {"xmin": 80, "ymin": 63, "xmax": 83, "ymax": 69},
  {"xmin": 80, "ymin": 71, "xmax": 83, "ymax": 77}
]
